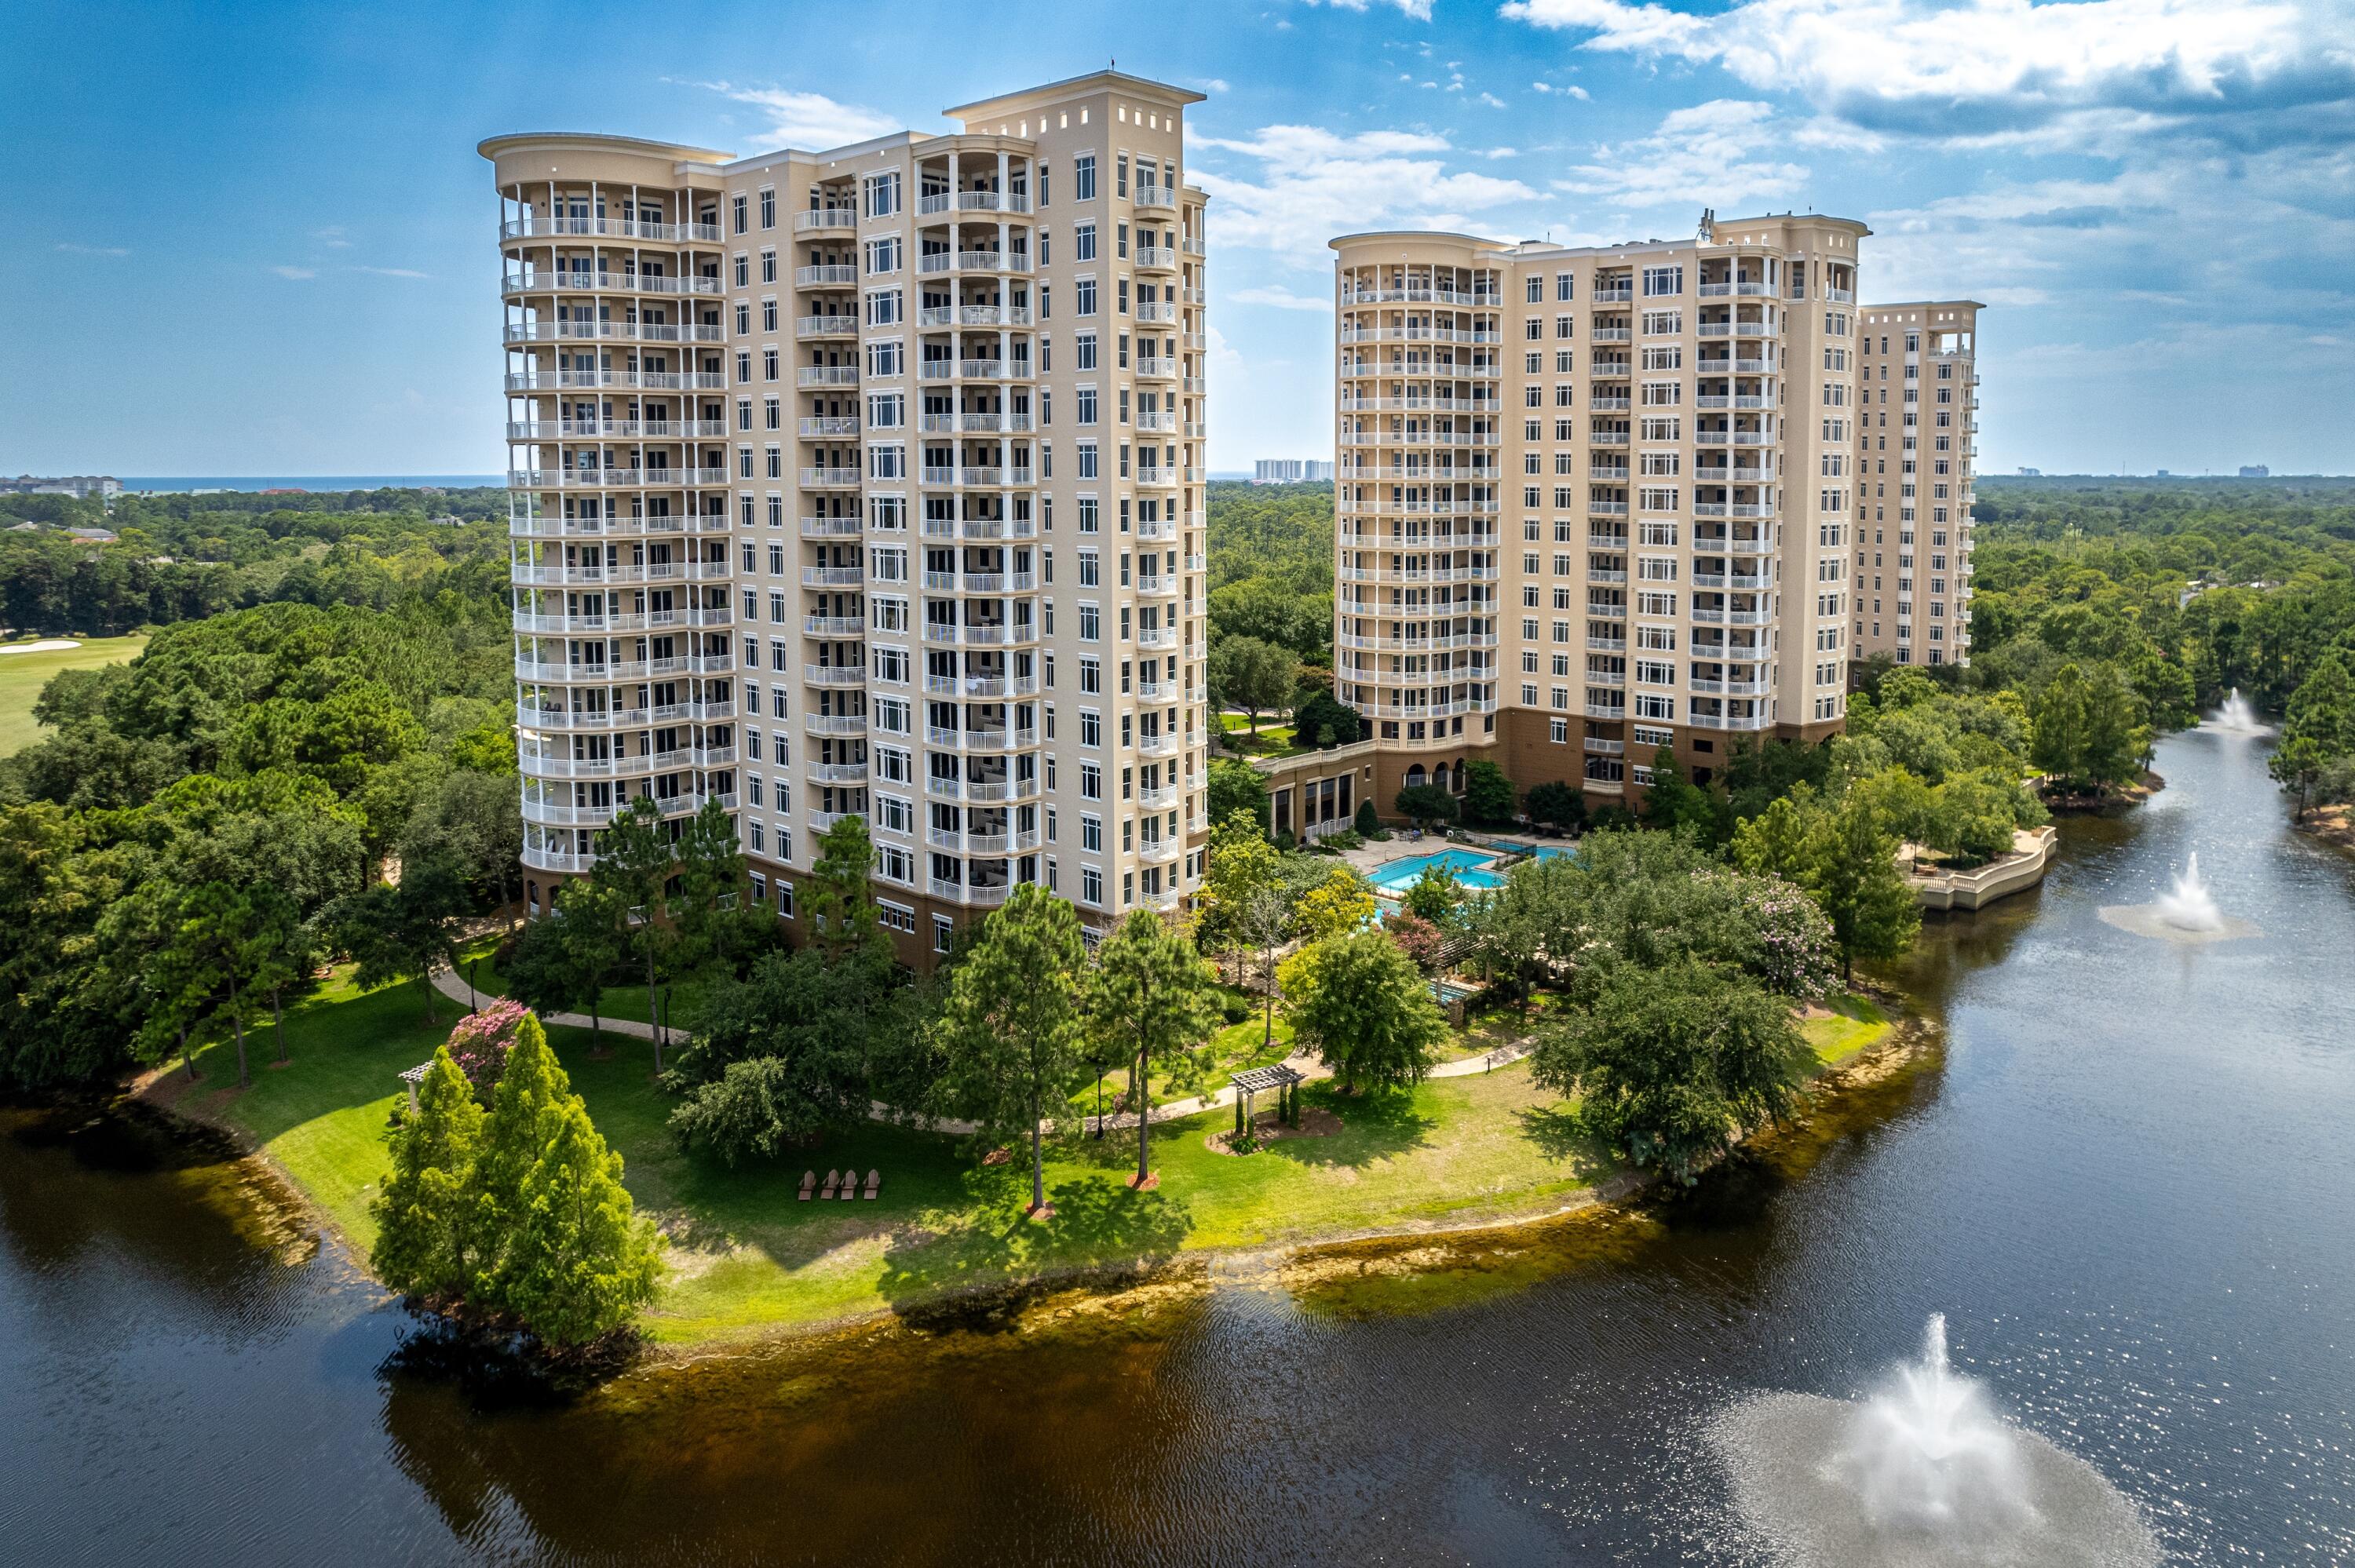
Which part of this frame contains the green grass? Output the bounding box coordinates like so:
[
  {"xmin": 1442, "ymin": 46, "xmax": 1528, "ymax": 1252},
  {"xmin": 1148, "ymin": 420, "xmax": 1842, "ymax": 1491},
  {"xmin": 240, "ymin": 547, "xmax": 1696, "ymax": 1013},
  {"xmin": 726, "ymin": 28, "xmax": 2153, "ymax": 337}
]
[
  {"xmin": 453, "ymin": 943, "xmax": 696, "ymax": 1030},
  {"xmin": 157, "ymin": 964, "xmax": 1612, "ymax": 1345},
  {"xmin": 0, "ymin": 634, "xmax": 148, "ymax": 755},
  {"xmin": 1802, "ymin": 992, "xmax": 1893, "ymax": 1065}
]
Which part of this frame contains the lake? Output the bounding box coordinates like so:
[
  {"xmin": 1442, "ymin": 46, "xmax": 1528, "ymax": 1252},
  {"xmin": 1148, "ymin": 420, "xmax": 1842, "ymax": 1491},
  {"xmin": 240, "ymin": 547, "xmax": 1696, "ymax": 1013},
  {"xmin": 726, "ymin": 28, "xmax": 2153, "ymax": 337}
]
[{"xmin": 3, "ymin": 725, "xmax": 2350, "ymax": 1563}]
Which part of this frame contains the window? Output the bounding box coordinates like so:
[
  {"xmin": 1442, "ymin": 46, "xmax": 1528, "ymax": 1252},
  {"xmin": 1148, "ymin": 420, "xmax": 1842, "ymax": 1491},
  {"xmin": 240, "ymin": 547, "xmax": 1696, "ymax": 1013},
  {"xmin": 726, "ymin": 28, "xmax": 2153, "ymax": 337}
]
[
  {"xmin": 865, "ymin": 236, "xmax": 900, "ymax": 274},
  {"xmin": 731, "ymin": 194, "xmax": 747, "ymax": 235},
  {"xmin": 1074, "ymin": 222, "xmax": 1097, "ymax": 261},
  {"xmin": 1641, "ymin": 264, "xmax": 1683, "ymax": 297},
  {"xmin": 864, "ymin": 171, "xmax": 900, "ymax": 218},
  {"xmin": 759, "ymin": 188, "xmax": 775, "ymax": 229},
  {"xmin": 1074, "ymin": 155, "xmax": 1097, "ymax": 201}
]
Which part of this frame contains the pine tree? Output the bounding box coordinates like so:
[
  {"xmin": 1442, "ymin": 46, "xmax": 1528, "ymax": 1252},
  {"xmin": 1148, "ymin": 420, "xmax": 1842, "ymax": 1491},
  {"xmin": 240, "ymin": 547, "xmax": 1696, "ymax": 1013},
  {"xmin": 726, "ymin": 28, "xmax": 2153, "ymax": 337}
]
[
  {"xmin": 493, "ymin": 1096, "xmax": 664, "ymax": 1347},
  {"xmin": 1088, "ymin": 909, "xmax": 1223, "ymax": 1187},
  {"xmin": 934, "ymin": 884, "xmax": 1088, "ymax": 1213},
  {"xmin": 2032, "ymin": 662, "xmax": 2090, "ymax": 786},
  {"xmin": 473, "ymin": 1012, "xmax": 663, "ymax": 1344},
  {"xmin": 370, "ymin": 1047, "xmax": 487, "ymax": 1301}
]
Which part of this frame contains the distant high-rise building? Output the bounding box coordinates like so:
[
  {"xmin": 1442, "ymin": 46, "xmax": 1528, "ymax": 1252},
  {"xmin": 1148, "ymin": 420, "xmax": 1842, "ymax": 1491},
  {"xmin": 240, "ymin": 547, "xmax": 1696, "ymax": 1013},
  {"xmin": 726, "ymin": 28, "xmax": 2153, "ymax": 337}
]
[
  {"xmin": 1328, "ymin": 214, "xmax": 1866, "ymax": 816},
  {"xmin": 1252, "ymin": 458, "xmax": 1333, "ymax": 483},
  {"xmin": 2017, "ymin": 467, "xmax": 2041, "ymax": 476},
  {"xmin": 486, "ymin": 70, "xmax": 1211, "ymax": 966},
  {"xmin": 1853, "ymin": 301, "xmax": 1981, "ymax": 669},
  {"xmin": 2240, "ymin": 464, "xmax": 2270, "ymax": 478},
  {"xmin": 1, "ymin": 474, "xmax": 121, "ymax": 500}
]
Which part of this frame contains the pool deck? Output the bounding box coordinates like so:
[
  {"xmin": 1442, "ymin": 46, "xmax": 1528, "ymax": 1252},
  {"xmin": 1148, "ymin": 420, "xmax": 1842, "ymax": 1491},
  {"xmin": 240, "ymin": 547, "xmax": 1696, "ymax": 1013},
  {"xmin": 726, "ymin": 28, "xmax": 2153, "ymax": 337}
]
[{"xmin": 1340, "ymin": 834, "xmax": 1569, "ymax": 893}]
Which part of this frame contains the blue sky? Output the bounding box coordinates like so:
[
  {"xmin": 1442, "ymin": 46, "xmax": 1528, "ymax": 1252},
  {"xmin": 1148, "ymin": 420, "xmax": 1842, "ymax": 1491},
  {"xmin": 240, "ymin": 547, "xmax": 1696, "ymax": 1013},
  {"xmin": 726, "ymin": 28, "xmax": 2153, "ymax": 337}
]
[{"xmin": 5, "ymin": 0, "xmax": 2350, "ymax": 477}]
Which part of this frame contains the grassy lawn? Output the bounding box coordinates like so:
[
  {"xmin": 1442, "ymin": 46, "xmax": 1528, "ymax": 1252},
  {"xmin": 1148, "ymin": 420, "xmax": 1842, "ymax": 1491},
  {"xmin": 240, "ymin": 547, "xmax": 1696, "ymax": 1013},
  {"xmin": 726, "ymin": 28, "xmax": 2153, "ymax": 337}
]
[
  {"xmin": 1802, "ymin": 992, "xmax": 1894, "ymax": 1065},
  {"xmin": 0, "ymin": 634, "xmax": 148, "ymax": 755},
  {"xmin": 154, "ymin": 964, "xmax": 1612, "ymax": 1346},
  {"xmin": 453, "ymin": 942, "xmax": 696, "ymax": 1030}
]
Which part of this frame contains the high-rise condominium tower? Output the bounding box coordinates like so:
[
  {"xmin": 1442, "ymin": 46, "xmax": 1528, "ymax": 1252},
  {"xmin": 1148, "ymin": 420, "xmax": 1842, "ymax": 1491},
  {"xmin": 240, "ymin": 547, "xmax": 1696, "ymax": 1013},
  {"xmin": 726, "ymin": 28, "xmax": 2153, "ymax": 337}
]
[
  {"xmin": 487, "ymin": 71, "xmax": 1210, "ymax": 966},
  {"xmin": 1851, "ymin": 301, "xmax": 1981, "ymax": 667},
  {"xmin": 1331, "ymin": 215, "xmax": 1866, "ymax": 812}
]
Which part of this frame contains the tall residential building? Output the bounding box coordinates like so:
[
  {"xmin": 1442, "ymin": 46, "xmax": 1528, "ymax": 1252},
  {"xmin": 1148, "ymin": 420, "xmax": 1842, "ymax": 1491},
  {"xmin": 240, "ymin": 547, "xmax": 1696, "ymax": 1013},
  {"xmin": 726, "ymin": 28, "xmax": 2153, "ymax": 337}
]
[
  {"xmin": 485, "ymin": 70, "xmax": 1212, "ymax": 967},
  {"xmin": 1331, "ymin": 215, "xmax": 1867, "ymax": 814},
  {"xmin": 1851, "ymin": 301, "xmax": 1981, "ymax": 666},
  {"xmin": 1253, "ymin": 458, "xmax": 1334, "ymax": 483}
]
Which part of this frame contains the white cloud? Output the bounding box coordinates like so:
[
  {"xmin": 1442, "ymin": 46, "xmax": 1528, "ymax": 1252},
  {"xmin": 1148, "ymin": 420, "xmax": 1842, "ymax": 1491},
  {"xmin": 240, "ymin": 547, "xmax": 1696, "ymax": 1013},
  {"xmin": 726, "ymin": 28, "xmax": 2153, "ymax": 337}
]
[
  {"xmin": 270, "ymin": 265, "xmax": 316, "ymax": 280},
  {"xmin": 1189, "ymin": 78, "xmax": 1232, "ymax": 94},
  {"xmin": 1230, "ymin": 284, "xmax": 1334, "ymax": 312},
  {"xmin": 675, "ymin": 80, "xmax": 902, "ymax": 150},
  {"xmin": 353, "ymin": 266, "xmax": 430, "ymax": 279},
  {"xmin": 1480, "ymin": 92, "xmax": 1510, "ymax": 108},
  {"xmin": 1554, "ymin": 100, "xmax": 1811, "ymax": 208},
  {"xmin": 313, "ymin": 225, "xmax": 352, "ymax": 249},
  {"xmin": 1302, "ymin": 0, "xmax": 1434, "ymax": 17},
  {"xmin": 1498, "ymin": 0, "xmax": 2341, "ymax": 147},
  {"xmin": 1189, "ymin": 124, "xmax": 1538, "ymax": 263},
  {"xmin": 54, "ymin": 242, "xmax": 129, "ymax": 257},
  {"xmin": 1530, "ymin": 81, "xmax": 1591, "ymax": 100}
]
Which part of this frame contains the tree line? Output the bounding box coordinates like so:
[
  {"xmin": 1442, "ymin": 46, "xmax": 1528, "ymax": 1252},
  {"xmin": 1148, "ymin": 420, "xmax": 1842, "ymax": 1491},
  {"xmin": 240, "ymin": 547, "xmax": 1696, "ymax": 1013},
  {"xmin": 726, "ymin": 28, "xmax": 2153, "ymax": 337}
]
[{"xmin": 1, "ymin": 487, "xmax": 509, "ymax": 638}]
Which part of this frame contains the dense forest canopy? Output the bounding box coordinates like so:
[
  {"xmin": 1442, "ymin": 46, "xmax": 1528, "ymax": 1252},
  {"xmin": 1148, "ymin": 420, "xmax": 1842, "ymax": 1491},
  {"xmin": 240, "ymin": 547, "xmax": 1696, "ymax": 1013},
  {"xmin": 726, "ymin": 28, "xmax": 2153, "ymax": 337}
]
[
  {"xmin": 1, "ymin": 486, "xmax": 510, "ymax": 637},
  {"xmin": 1962, "ymin": 478, "xmax": 2355, "ymax": 715}
]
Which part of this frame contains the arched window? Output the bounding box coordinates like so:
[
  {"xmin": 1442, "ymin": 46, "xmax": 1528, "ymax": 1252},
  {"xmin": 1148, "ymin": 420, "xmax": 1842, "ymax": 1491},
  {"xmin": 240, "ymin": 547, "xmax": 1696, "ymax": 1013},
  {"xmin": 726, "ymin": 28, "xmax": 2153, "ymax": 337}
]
[
  {"xmin": 1404, "ymin": 764, "xmax": 1428, "ymax": 788},
  {"xmin": 1433, "ymin": 764, "xmax": 1451, "ymax": 793}
]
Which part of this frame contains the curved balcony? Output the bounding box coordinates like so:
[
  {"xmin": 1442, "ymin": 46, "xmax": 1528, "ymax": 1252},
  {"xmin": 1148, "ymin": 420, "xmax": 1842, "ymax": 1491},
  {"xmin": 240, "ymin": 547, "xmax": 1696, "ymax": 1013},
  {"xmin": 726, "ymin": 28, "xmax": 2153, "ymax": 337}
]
[
  {"xmin": 1138, "ymin": 838, "xmax": 1183, "ymax": 866},
  {"xmin": 519, "ymin": 706, "xmax": 652, "ymax": 732},
  {"xmin": 799, "ymin": 467, "xmax": 864, "ymax": 490},
  {"xmin": 501, "ymin": 270, "xmax": 721, "ymax": 299},
  {"xmin": 508, "ymin": 514, "xmax": 706, "ymax": 541},
  {"xmin": 795, "ymin": 263, "xmax": 858, "ymax": 287},
  {"xmin": 796, "ymin": 314, "xmax": 858, "ymax": 339},
  {"xmin": 505, "ymin": 370, "xmax": 728, "ymax": 393},
  {"xmin": 502, "ymin": 319, "xmax": 725, "ymax": 346},
  {"xmin": 521, "ymin": 843, "xmax": 593, "ymax": 873},
  {"xmin": 804, "ymin": 663, "xmax": 867, "ymax": 687},
  {"xmin": 501, "ymin": 217, "xmax": 721, "ymax": 244},
  {"xmin": 801, "ymin": 565, "xmax": 864, "ymax": 588},
  {"xmin": 793, "ymin": 208, "xmax": 859, "ymax": 233},
  {"xmin": 513, "ymin": 607, "xmax": 732, "ymax": 635},
  {"xmin": 507, "ymin": 418, "xmax": 728, "ymax": 441},
  {"xmin": 507, "ymin": 467, "xmax": 731, "ymax": 489},
  {"xmin": 804, "ymin": 713, "xmax": 869, "ymax": 737},
  {"xmin": 1134, "ymin": 246, "xmax": 1177, "ymax": 271},
  {"xmin": 796, "ymin": 365, "xmax": 862, "ymax": 388},
  {"xmin": 509, "ymin": 560, "xmax": 727, "ymax": 589}
]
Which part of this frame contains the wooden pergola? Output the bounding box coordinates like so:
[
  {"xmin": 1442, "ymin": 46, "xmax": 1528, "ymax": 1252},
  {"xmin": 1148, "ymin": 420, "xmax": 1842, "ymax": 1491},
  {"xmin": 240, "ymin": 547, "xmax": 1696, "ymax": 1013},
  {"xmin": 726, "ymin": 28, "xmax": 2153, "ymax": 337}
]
[
  {"xmin": 398, "ymin": 1061, "xmax": 433, "ymax": 1115},
  {"xmin": 1229, "ymin": 1063, "xmax": 1305, "ymax": 1142}
]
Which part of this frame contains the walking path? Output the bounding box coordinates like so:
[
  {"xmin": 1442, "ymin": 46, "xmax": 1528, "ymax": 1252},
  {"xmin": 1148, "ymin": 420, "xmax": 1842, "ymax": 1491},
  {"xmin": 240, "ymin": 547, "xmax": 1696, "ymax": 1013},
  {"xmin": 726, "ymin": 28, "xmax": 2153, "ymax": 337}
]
[{"xmin": 427, "ymin": 968, "xmax": 1532, "ymax": 1139}]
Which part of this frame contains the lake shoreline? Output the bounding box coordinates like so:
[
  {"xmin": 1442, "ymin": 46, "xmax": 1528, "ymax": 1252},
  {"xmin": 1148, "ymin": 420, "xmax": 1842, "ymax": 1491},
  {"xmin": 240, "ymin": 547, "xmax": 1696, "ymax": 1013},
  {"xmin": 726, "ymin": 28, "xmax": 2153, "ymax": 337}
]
[{"xmin": 119, "ymin": 1008, "xmax": 1936, "ymax": 1361}]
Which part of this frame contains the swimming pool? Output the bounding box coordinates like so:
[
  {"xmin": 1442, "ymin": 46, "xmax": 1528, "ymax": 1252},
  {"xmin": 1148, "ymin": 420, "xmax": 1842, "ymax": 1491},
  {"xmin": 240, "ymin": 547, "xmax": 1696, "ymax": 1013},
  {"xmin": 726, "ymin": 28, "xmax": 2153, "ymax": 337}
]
[
  {"xmin": 1479, "ymin": 839, "xmax": 1577, "ymax": 865},
  {"xmin": 1367, "ymin": 848, "xmax": 1505, "ymax": 894}
]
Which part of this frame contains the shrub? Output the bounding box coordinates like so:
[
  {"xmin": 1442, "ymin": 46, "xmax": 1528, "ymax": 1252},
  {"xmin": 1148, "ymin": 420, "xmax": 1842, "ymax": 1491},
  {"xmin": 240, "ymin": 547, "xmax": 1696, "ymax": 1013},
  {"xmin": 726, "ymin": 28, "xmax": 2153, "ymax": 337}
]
[{"xmin": 1355, "ymin": 797, "xmax": 1382, "ymax": 835}]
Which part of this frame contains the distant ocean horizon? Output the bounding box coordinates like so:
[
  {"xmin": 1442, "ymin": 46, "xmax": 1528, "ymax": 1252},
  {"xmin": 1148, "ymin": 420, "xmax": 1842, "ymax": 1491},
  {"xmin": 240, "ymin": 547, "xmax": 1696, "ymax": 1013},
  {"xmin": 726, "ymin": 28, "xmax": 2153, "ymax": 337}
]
[{"xmin": 120, "ymin": 476, "xmax": 504, "ymax": 494}]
